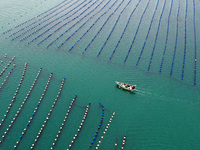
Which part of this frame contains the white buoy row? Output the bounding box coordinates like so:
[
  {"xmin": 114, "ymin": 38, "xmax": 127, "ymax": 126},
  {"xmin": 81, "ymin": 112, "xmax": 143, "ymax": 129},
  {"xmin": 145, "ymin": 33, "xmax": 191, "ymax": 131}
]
[
  {"xmin": 66, "ymin": 103, "xmax": 91, "ymax": 150},
  {"xmin": 95, "ymin": 112, "xmax": 115, "ymax": 150},
  {"xmin": 50, "ymin": 95, "xmax": 78, "ymax": 150},
  {"xmin": 0, "ymin": 62, "xmax": 27, "ymax": 128},
  {"xmin": 0, "ymin": 67, "xmax": 15, "ymax": 90},
  {"xmin": 30, "ymin": 78, "xmax": 66, "ymax": 150},
  {"xmin": 0, "ymin": 60, "xmax": 3, "ymax": 66},
  {"xmin": 89, "ymin": 103, "xmax": 105, "ymax": 150},
  {"xmin": 0, "ymin": 67, "xmax": 42, "ymax": 144},
  {"xmin": 0, "ymin": 62, "xmax": 15, "ymax": 76},
  {"xmin": 0, "ymin": 56, "xmax": 15, "ymax": 77},
  {"xmin": 121, "ymin": 134, "xmax": 127, "ymax": 150},
  {"xmin": 14, "ymin": 73, "xmax": 53, "ymax": 149}
]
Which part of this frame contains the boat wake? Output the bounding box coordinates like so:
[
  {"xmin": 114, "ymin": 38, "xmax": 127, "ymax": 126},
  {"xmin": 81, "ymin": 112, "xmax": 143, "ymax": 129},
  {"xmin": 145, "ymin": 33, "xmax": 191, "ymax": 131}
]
[{"xmin": 134, "ymin": 89, "xmax": 152, "ymax": 96}]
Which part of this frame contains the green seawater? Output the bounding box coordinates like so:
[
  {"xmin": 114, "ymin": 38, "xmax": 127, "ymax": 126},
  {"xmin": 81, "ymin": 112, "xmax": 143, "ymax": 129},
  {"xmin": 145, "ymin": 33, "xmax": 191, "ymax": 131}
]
[{"xmin": 0, "ymin": 0, "xmax": 200, "ymax": 149}]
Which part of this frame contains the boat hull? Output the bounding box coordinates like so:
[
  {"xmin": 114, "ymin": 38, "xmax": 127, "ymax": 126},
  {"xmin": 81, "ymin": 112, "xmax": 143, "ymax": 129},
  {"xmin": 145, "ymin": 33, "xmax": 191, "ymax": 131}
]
[{"xmin": 115, "ymin": 81, "xmax": 136, "ymax": 92}]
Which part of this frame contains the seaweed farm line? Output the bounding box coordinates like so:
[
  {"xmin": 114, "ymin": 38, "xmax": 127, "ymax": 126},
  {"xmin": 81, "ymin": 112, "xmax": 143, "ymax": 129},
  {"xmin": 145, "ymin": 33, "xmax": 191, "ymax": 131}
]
[
  {"xmin": 0, "ymin": 61, "xmax": 26, "ymax": 128},
  {"xmin": 0, "ymin": 54, "xmax": 124, "ymax": 149},
  {"xmin": 0, "ymin": 54, "xmax": 16, "ymax": 90},
  {"xmin": 0, "ymin": 67, "xmax": 42, "ymax": 144},
  {"xmin": 3, "ymin": 0, "xmax": 198, "ymax": 86},
  {"xmin": 0, "ymin": 0, "xmax": 200, "ymax": 149},
  {"xmin": 30, "ymin": 77, "xmax": 66, "ymax": 149},
  {"xmin": 14, "ymin": 73, "xmax": 53, "ymax": 149}
]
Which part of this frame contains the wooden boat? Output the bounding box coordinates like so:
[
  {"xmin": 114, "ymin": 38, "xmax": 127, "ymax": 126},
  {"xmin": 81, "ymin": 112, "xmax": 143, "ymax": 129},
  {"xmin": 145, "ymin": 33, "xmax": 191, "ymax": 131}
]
[{"xmin": 115, "ymin": 81, "xmax": 136, "ymax": 92}]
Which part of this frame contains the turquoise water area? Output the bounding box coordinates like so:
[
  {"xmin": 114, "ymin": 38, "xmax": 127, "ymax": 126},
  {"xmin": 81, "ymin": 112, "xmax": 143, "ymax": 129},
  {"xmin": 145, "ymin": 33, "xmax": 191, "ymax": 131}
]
[{"xmin": 0, "ymin": 0, "xmax": 200, "ymax": 149}]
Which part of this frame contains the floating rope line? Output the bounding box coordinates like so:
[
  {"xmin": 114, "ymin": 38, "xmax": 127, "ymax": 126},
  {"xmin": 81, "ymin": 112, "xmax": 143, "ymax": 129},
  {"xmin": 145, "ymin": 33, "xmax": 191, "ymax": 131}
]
[
  {"xmin": 97, "ymin": 0, "xmax": 132, "ymax": 57},
  {"xmin": 30, "ymin": 0, "xmax": 96, "ymax": 46},
  {"xmin": 136, "ymin": 0, "xmax": 159, "ymax": 66},
  {"xmin": 18, "ymin": 0, "xmax": 85, "ymax": 43},
  {"xmin": 38, "ymin": 0, "xmax": 91, "ymax": 46},
  {"xmin": 159, "ymin": 0, "xmax": 173, "ymax": 73},
  {"xmin": 170, "ymin": 0, "xmax": 180, "ymax": 76},
  {"xmin": 33, "ymin": 0, "xmax": 74, "ymax": 25},
  {"xmin": 6, "ymin": 17, "xmax": 36, "ymax": 38},
  {"xmin": 193, "ymin": 0, "xmax": 197, "ymax": 85},
  {"xmin": 0, "ymin": 67, "xmax": 15, "ymax": 90},
  {"xmin": 57, "ymin": 0, "xmax": 107, "ymax": 49},
  {"xmin": 0, "ymin": 56, "xmax": 15, "ymax": 77},
  {"xmin": 13, "ymin": 73, "xmax": 53, "ymax": 149},
  {"xmin": 0, "ymin": 62, "xmax": 27, "ymax": 128},
  {"xmin": 52, "ymin": 1, "xmax": 83, "ymax": 21},
  {"xmin": 97, "ymin": 14, "xmax": 120, "ymax": 57},
  {"xmin": 27, "ymin": 21, "xmax": 62, "ymax": 45},
  {"xmin": 4, "ymin": 0, "xmax": 72, "ymax": 36},
  {"xmin": 68, "ymin": 0, "xmax": 117, "ymax": 52},
  {"xmin": 11, "ymin": 0, "xmax": 81, "ymax": 41},
  {"xmin": 84, "ymin": 14, "xmax": 122, "ymax": 54},
  {"xmin": 9, "ymin": 0, "xmax": 77, "ymax": 39},
  {"xmin": 147, "ymin": 0, "xmax": 166, "ymax": 71},
  {"xmin": 50, "ymin": 95, "xmax": 78, "ymax": 150},
  {"xmin": 2, "ymin": 0, "xmax": 70, "ymax": 35},
  {"xmin": 30, "ymin": 78, "xmax": 66, "ymax": 150},
  {"xmin": 47, "ymin": 0, "xmax": 101, "ymax": 49},
  {"xmin": 89, "ymin": 103, "xmax": 105, "ymax": 150},
  {"xmin": 2, "ymin": 28, "xmax": 14, "ymax": 35},
  {"xmin": 37, "ymin": 0, "xmax": 71, "ymax": 18},
  {"xmin": 2, "ymin": 18, "xmax": 35, "ymax": 35},
  {"xmin": 121, "ymin": 134, "xmax": 127, "ymax": 149},
  {"xmin": 0, "ymin": 68, "xmax": 42, "ymax": 144},
  {"xmin": 181, "ymin": 0, "xmax": 188, "ymax": 80},
  {"xmin": 24, "ymin": 0, "xmax": 86, "ymax": 42},
  {"xmin": 81, "ymin": 0, "xmax": 124, "ymax": 54},
  {"xmin": 95, "ymin": 112, "xmax": 115, "ymax": 149},
  {"xmin": 66, "ymin": 103, "xmax": 91, "ymax": 150},
  {"xmin": 123, "ymin": 0, "xmax": 150, "ymax": 63},
  {"xmin": 109, "ymin": 0, "xmax": 142, "ymax": 60}
]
